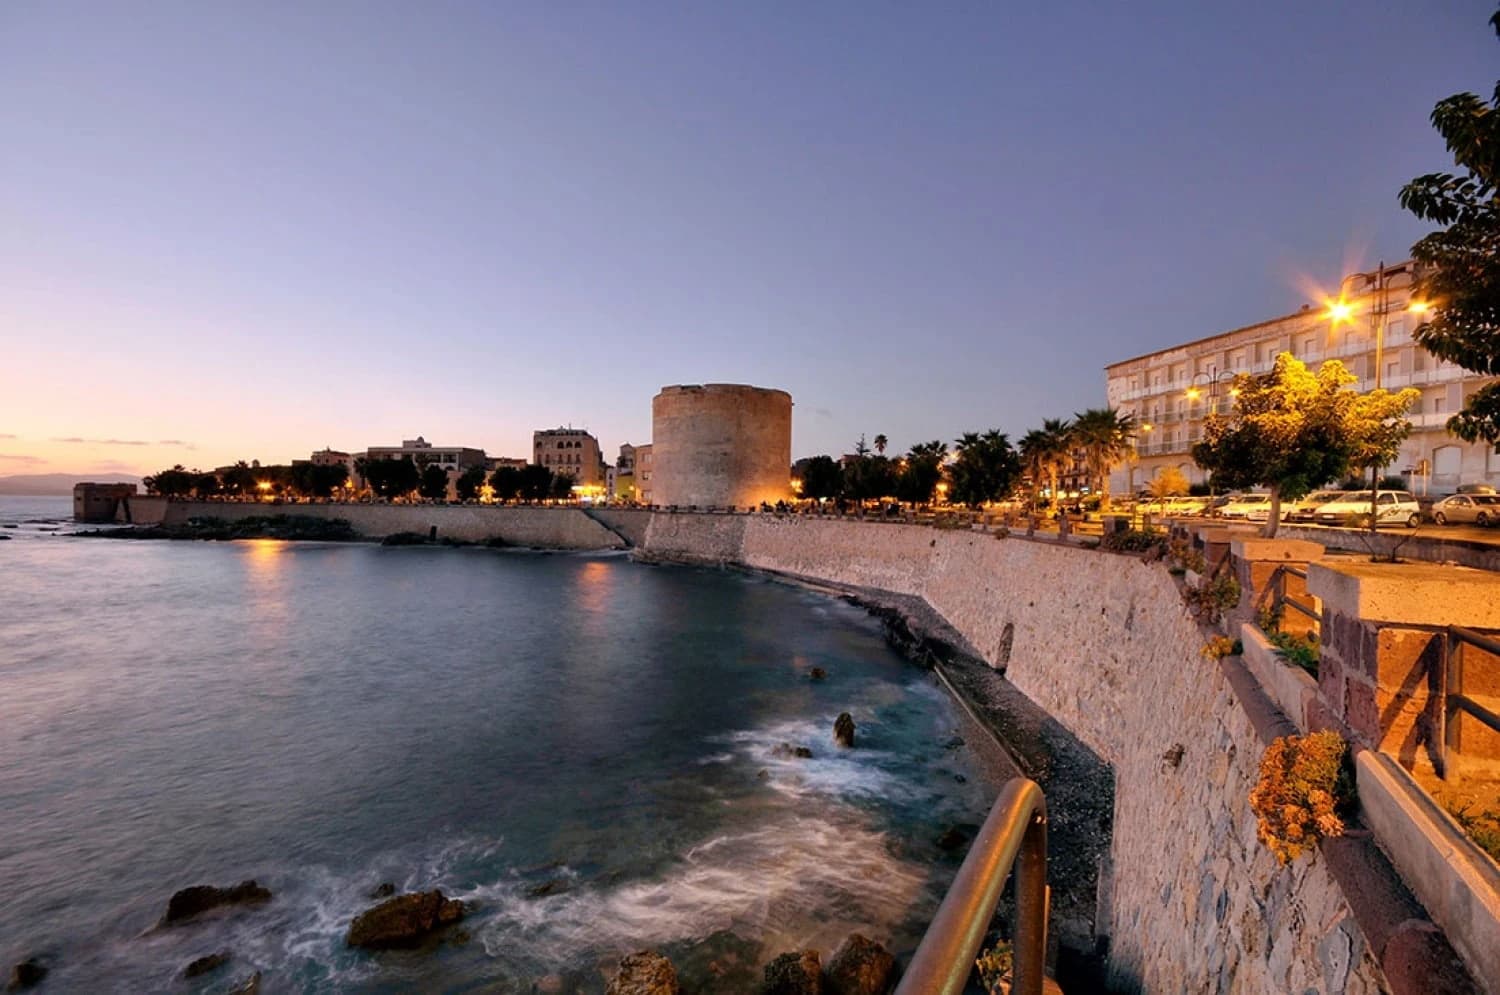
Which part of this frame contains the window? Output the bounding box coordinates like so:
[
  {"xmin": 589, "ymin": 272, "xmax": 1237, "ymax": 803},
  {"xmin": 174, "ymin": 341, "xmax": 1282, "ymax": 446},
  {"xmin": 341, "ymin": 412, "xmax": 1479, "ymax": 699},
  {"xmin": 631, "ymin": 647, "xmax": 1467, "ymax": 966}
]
[
  {"xmin": 1386, "ymin": 361, "xmax": 1399, "ymax": 380},
  {"xmin": 1298, "ymin": 335, "xmax": 1314, "ymax": 356},
  {"xmin": 1433, "ymin": 395, "xmax": 1446, "ymax": 414}
]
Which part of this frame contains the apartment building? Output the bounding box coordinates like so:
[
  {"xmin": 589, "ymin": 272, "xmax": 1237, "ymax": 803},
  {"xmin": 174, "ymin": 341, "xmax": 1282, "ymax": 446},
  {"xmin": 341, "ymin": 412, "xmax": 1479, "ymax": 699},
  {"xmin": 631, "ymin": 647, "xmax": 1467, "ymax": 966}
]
[
  {"xmin": 363, "ymin": 437, "xmax": 486, "ymax": 471},
  {"xmin": 533, "ymin": 427, "xmax": 604, "ymax": 489},
  {"xmin": 1106, "ymin": 262, "xmax": 1499, "ymax": 496}
]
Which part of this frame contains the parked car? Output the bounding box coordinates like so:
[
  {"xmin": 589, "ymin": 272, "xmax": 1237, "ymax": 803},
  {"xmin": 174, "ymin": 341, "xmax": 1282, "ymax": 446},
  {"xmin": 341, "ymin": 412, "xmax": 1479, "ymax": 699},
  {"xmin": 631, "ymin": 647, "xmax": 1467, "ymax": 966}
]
[
  {"xmin": 1218, "ymin": 493, "xmax": 1273, "ymax": 520},
  {"xmin": 1283, "ymin": 490, "xmax": 1347, "ymax": 524},
  {"xmin": 1313, "ymin": 490, "xmax": 1422, "ymax": 528},
  {"xmin": 1431, "ymin": 493, "xmax": 1500, "ymax": 527},
  {"xmin": 1456, "ymin": 483, "xmax": 1497, "ymax": 495}
]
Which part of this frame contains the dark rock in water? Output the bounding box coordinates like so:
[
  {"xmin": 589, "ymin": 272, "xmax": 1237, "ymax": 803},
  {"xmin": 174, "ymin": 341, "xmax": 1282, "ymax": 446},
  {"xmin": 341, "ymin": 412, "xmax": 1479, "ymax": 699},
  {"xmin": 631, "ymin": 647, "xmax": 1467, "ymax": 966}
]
[
  {"xmin": 761, "ymin": 949, "xmax": 822, "ymax": 994},
  {"xmin": 825, "ymin": 934, "xmax": 896, "ymax": 995},
  {"xmin": 935, "ymin": 826, "xmax": 970, "ymax": 852},
  {"xmin": 756, "ymin": 769, "xmax": 769, "ymax": 780},
  {"xmin": 346, "ymin": 889, "xmax": 466, "ymax": 949},
  {"xmin": 182, "ymin": 951, "xmax": 231, "ymax": 979},
  {"xmin": 483, "ymin": 535, "xmax": 509, "ymax": 548},
  {"xmin": 527, "ymin": 877, "xmax": 572, "ymax": 898},
  {"xmin": 228, "ymin": 971, "xmax": 261, "ymax": 994},
  {"xmin": 160, "ymin": 880, "xmax": 272, "ymax": 926},
  {"xmin": 8, "ymin": 958, "xmax": 46, "ymax": 990},
  {"xmin": 380, "ymin": 531, "xmax": 430, "ymax": 546},
  {"xmin": 605, "ymin": 950, "xmax": 681, "ymax": 995},
  {"xmin": 943, "ymin": 736, "xmax": 965, "ymax": 749},
  {"xmin": 771, "ymin": 742, "xmax": 814, "ymax": 759},
  {"xmin": 833, "ymin": 712, "xmax": 855, "ymax": 748},
  {"xmin": 808, "ymin": 667, "xmax": 827, "ymax": 681},
  {"xmin": 954, "ymin": 774, "xmax": 967, "ymax": 784},
  {"xmin": 371, "ymin": 882, "xmax": 396, "ymax": 900}
]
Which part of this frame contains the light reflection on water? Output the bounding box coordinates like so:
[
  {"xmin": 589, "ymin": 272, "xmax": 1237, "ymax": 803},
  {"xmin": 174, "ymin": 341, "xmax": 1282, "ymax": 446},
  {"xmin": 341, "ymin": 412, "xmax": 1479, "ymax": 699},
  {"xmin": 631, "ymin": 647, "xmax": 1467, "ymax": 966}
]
[{"xmin": 0, "ymin": 504, "xmax": 990, "ymax": 992}]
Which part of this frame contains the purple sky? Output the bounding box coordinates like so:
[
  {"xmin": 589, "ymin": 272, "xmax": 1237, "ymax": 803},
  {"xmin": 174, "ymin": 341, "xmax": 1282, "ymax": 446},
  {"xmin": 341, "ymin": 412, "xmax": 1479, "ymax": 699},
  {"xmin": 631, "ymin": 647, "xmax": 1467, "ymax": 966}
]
[{"xmin": 2, "ymin": 2, "xmax": 1495, "ymax": 475}]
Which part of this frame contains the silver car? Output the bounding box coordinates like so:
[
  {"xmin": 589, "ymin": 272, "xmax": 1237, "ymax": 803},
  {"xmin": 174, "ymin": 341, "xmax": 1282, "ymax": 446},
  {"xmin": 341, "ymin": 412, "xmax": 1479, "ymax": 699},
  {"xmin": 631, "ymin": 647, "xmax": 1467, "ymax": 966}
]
[{"xmin": 1432, "ymin": 493, "xmax": 1500, "ymax": 527}]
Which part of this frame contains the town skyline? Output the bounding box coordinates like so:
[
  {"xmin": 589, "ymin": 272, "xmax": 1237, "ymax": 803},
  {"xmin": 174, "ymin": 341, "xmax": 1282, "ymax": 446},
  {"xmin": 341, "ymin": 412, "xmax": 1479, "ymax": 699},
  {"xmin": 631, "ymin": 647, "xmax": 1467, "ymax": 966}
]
[{"xmin": 4, "ymin": 4, "xmax": 1496, "ymax": 477}]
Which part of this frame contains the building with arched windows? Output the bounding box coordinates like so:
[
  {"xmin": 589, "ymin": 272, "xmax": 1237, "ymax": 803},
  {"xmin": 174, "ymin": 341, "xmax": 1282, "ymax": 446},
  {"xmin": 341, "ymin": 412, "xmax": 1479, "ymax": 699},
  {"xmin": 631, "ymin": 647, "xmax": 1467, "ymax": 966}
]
[{"xmin": 532, "ymin": 427, "xmax": 604, "ymax": 490}]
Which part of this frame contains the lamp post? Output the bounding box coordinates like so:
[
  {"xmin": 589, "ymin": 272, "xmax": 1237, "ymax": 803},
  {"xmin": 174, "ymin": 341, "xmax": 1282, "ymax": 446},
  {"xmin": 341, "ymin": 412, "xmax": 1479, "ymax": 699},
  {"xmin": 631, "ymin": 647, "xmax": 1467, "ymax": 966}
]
[{"xmin": 1324, "ymin": 262, "xmax": 1430, "ymax": 529}]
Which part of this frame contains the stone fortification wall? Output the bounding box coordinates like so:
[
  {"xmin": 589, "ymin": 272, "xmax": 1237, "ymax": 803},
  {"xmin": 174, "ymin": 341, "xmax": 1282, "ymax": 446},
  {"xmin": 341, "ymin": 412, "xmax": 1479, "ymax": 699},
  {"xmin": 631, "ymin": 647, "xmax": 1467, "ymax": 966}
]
[
  {"xmin": 650, "ymin": 384, "xmax": 792, "ymax": 509},
  {"xmin": 640, "ymin": 514, "xmax": 1387, "ymax": 993},
  {"xmin": 159, "ymin": 502, "xmax": 625, "ymax": 550},
  {"xmin": 586, "ymin": 508, "xmax": 655, "ymax": 548}
]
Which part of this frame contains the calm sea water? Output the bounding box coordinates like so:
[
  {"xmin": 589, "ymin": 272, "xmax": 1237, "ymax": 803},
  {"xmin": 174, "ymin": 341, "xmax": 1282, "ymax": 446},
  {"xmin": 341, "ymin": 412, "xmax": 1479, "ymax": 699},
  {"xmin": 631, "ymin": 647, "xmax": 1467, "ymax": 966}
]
[{"xmin": 0, "ymin": 496, "xmax": 992, "ymax": 993}]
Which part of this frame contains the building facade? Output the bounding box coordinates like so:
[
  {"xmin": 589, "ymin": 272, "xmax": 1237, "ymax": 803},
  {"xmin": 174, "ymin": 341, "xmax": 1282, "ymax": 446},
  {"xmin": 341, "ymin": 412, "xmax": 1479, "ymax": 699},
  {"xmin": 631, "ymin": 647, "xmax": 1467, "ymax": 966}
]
[
  {"xmin": 635, "ymin": 444, "xmax": 654, "ymax": 505},
  {"xmin": 1106, "ymin": 261, "xmax": 1500, "ymax": 496},
  {"xmin": 363, "ymin": 437, "xmax": 486, "ymax": 471},
  {"xmin": 649, "ymin": 383, "xmax": 792, "ymax": 508},
  {"xmin": 532, "ymin": 428, "xmax": 604, "ymax": 489}
]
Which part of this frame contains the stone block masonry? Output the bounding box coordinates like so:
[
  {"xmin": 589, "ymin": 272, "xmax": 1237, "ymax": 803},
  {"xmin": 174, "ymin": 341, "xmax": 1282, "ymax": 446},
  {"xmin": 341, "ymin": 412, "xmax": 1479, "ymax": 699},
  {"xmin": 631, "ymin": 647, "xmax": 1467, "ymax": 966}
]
[{"xmin": 639, "ymin": 514, "xmax": 1393, "ymax": 993}]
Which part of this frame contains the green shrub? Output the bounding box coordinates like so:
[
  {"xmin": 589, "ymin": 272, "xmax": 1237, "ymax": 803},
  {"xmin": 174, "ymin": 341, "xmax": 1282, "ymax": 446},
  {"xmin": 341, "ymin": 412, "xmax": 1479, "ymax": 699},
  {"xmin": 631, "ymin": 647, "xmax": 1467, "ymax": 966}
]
[
  {"xmin": 1267, "ymin": 630, "xmax": 1319, "ymax": 678},
  {"xmin": 1102, "ymin": 526, "xmax": 1167, "ymax": 553},
  {"xmin": 1445, "ymin": 800, "xmax": 1500, "ymax": 865},
  {"xmin": 1183, "ymin": 570, "xmax": 1240, "ymax": 623}
]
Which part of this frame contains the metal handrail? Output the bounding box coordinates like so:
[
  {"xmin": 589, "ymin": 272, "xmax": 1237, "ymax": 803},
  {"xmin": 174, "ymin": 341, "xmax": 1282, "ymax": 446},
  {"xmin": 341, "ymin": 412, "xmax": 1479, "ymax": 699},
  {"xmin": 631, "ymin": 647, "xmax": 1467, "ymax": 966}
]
[
  {"xmin": 1444, "ymin": 626, "xmax": 1500, "ymax": 775},
  {"xmin": 896, "ymin": 777, "xmax": 1049, "ymax": 995},
  {"xmin": 1264, "ymin": 564, "xmax": 1321, "ymax": 629}
]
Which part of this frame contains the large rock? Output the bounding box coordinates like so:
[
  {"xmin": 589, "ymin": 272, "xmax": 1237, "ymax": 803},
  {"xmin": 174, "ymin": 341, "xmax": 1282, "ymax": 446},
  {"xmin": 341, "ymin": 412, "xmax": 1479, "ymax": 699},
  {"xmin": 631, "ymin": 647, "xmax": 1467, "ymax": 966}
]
[
  {"xmin": 605, "ymin": 950, "xmax": 681, "ymax": 995},
  {"xmin": 761, "ymin": 949, "xmax": 822, "ymax": 994},
  {"xmin": 346, "ymin": 890, "xmax": 466, "ymax": 949},
  {"xmin": 159, "ymin": 880, "xmax": 272, "ymax": 926},
  {"xmin": 833, "ymin": 713, "xmax": 856, "ymax": 748},
  {"xmin": 228, "ymin": 971, "xmax": 261, "ymax": 994},
  {"xmin": 182, "ymin": 951, "xmax": 231, "ymax": 979},
  {"xmin": 7, "ymin": 958, "xmax": 46, "ymax": 991},
  {"xmin": 825, "ymin": 934, "xmax": 896, "ymax": 995}
]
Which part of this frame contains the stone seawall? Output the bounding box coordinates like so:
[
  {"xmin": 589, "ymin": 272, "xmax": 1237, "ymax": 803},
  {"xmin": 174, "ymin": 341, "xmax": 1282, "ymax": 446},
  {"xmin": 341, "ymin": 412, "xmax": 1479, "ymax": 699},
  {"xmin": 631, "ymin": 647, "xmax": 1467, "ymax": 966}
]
[
  {"xmin": 159, "ymin": 502, "xmax": 626, "ymax": 550},
  {"xmin": 640, "ymin": 513, "xmax": 1387, "ymax": 993}
]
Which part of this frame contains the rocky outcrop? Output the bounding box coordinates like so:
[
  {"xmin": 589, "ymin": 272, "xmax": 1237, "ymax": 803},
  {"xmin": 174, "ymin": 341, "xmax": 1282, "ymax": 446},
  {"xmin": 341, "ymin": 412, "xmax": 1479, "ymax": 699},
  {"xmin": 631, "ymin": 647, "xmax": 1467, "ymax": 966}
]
[
  {"xmin": 7, "ymin": 958, "xmax": 46, "ymax": 991},
  {"xmin": 809, "ymin": 667, "xmax": 827, "ymax": 680},
  {"xmin": 159, "ymin": 881, "xmax": 272, "ymax": 926},
  {"xmin": 772, "ymin": 742, "xmax": 814, "ymax": 759},
  {"xmin": 605, "ymin": 950, "xmax": 681, "ymax": 995},
  {"xmin": 182, "ymin": 951, "xmax": 231, "ymax": 979},
  {"xmin": 825, "ymin": 934, "xmax": 896, "ymax": 995},
  {"xmin": 833, "ymin": 713, "xmax": 855, "ymax": 748},
  {"xmin": 761, "ymin": 950, "xmax": 822, "ymax": 994},
  {"xmin": 346, "ymin": 890, "xmax": 466, "ymax": 949},
  {"xmin": 228, "ymin": 971, "xmax": 261, "ymax": 994},
  {"xmin": 370, "ymin": 882, "xmax": 396, "ymax": 899}
]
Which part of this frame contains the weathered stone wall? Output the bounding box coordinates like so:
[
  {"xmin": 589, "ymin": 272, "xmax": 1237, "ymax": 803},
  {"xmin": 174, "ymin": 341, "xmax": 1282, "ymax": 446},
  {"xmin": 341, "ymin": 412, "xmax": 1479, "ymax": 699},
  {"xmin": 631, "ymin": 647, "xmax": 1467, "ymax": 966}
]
[
  {"xmin": 640, "ymin": 514, "xmax": 1388, "ymax": 993},
  {"xmin": 650, "ymin": 384, "xmax": 792, "ymax": 508},
  {"xmin": 157, "ymin": 502, "xmax": 626, "ymax": 549}
]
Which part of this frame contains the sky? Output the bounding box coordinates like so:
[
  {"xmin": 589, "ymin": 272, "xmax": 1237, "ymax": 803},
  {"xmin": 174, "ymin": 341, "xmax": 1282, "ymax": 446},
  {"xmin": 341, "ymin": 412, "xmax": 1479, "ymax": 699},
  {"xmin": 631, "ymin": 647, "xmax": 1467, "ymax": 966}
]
[{"xmin": 2, "ymin": 2, "xmax": 1496, "ymax": 477}]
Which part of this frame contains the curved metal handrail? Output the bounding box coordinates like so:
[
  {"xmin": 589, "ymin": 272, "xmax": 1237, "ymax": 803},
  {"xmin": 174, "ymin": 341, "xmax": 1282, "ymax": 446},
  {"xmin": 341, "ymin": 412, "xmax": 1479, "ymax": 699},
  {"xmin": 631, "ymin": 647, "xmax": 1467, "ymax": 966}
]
[{"xmin": 896, "ymin": 777, "xmax": 1049, "ymax": 995}]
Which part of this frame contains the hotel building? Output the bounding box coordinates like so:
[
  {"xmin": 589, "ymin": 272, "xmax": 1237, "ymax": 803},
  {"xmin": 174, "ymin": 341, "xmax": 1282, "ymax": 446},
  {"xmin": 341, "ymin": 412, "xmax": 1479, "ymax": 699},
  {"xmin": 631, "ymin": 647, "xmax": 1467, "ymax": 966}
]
[
  {"xmin": 533, "ymin": 427, "xmax": 604, "ymax": 489},
  {"xmin": 1106, "ymin": 261, "xmax": 1500, "ymax": 496}
]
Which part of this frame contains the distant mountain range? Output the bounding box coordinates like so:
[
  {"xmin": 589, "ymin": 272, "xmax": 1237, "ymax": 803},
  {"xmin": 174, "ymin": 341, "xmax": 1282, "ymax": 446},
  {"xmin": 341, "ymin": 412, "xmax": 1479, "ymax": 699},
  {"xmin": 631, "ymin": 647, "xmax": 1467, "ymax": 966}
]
[{"xmin": 0, "ymin": 473, "xmax": 143, "ymax": 496}]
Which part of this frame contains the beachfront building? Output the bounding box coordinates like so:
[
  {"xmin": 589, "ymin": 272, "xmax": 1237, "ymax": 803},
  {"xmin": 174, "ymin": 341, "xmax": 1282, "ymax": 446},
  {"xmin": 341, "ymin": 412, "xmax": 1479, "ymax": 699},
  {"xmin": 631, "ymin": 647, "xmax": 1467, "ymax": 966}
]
[
  {"xmin": 533, "ymin": 427, "xmax": 604, "ymax": 490},
  {"xmin": 1105, "ymin": 261, "xmax": 1500, "ymax": 497}
]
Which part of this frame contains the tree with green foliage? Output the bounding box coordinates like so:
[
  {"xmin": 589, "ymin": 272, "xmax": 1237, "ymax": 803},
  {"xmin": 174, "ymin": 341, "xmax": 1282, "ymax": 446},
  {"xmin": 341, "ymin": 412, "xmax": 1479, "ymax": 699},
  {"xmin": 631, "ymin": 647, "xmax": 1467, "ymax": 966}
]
[
  {"xmin": 1071, "ymin": 408, "xmax": 1135, "ymax": 511},
  {"xmin": 549, "ymin": 471, "xmax": 576, "ymax": 501},
  {"xmin": 220, "ymin": 461, "xmax": 257, "ymax": 497},
  {"xmin": 455, "ymin": 466, "xmax": 488, "ymax": 502},
  {"xmin": 518, "ymin": 464, "xmax": 553, "ymax": 502},
  {"xmin": 948, "ymin": 430, "xmax": 1021, "ymax": 508},
  {"xmin": 897, "ymin": 440, "xmax": 947, "ymax": 506},
  {"xmin": 144, "ymin": 464, "xmax": 196, "ymax": 497},
  {"xmin": 291, "ymin": 462, "xmax": 348, "ymax": 499},
  {"xmin": 418, "ymin": 464, "xmax": 450, "ymax": 501},
  {"xmin": 844, "ymin": 455, "xmax": 897, "ymax": 504},
  {"xmin": 1399, "ymin": 10, "xmax": 1500, "ymax": 445},
  {"xmin": 364, "ymin": 456, "xmax": 421, "ymax": 500},
  {"xmin": 1192, "ymin": 353, "xmax": 1417, "ymax": 537},
  {"xmin": 798, "ymin": 455, "xmax": 843, "ymax": 501},
  {"xmin": 490, "ymin": 465, "xmax": 523, "ymax": 503}
]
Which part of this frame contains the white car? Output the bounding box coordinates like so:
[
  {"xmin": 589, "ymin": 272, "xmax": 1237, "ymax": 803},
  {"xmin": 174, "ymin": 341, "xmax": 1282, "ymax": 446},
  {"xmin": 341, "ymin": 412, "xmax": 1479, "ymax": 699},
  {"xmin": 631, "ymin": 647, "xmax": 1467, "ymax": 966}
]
[
  {"xmin": 1217, "ymin": 493, "xmax": 1273, "ymax": 520},
  {"xmin": 1314, "ymin": 490, "xmax": 1421, "ymax": 528},
  {"xmin": 1283, "ymin": 490, "xmax": 1347, "ymax": 524}
]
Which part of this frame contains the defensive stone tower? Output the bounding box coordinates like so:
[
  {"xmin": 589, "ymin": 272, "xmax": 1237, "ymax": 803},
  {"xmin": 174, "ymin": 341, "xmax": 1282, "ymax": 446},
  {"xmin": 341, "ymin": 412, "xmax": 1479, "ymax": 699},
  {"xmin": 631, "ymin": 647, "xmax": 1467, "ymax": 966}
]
[{"xmin": 650, "ymin": 383, "xmax": 792, "ymax": 508}]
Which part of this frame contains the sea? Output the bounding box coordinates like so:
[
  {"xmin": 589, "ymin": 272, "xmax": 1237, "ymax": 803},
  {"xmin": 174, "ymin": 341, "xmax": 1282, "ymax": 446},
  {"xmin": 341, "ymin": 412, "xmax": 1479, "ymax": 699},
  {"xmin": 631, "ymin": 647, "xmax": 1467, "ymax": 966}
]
[{"xmin": 0, "ymin": 496, "xmax": 994, "ymax": 993}]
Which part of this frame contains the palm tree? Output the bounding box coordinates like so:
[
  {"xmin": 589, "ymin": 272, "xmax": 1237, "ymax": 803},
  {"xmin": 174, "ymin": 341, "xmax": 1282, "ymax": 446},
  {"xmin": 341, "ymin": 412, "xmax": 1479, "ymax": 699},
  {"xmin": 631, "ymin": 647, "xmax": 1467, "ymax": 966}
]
[
  {"xmin": 1037, "ymin": 418, "xmax": 1073, "ymax": 511},
  {"xmin": 1018, "ymin": 429, "xmax": 1050, "ymax": 514},
  {"xmin": 1071, "ymin": 408, "xmax": 1136, "ymax": 511},
  {"xmin": 873, "ymin": 434, "xmax": 888, "ymax": 456}
]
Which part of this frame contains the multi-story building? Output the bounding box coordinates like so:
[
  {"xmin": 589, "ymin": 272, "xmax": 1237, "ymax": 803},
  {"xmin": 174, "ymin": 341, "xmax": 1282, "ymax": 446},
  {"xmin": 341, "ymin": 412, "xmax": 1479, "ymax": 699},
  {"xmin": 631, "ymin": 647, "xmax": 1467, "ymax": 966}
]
[
  {"xmin": 363, "ymin": 437, "xmax": 486, "ymax": 471},
  {"xmin": 635, "ymin": 444, "xmax": 654, "ymax": 505},
  {"xmin": 610, "ymin": 443, "xmax": 638, "ymax": 501},
  {"xmin": 1106, "ymin": 261, "xmax": 1500, "ymax": 496},
  {"xmin": 532, "ymin": 428, "xmax": 604, "ymax": 489}
]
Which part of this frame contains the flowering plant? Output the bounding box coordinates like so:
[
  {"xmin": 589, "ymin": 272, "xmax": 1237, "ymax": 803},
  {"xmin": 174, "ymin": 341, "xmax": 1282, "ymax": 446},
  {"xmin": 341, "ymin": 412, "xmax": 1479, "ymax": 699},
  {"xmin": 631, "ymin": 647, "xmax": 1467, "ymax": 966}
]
[{"xmin": 1250, "ymin": 730, "xmax": 1351, "ymax": 864}]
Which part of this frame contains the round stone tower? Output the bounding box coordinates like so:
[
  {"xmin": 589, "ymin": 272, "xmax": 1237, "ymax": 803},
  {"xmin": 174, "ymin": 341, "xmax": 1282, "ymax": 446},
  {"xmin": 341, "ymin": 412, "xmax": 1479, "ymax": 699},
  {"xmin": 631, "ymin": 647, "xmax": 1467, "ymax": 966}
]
[{"xmin": 650, "ymin": 383, "xmax": 793, "ymax": 508}]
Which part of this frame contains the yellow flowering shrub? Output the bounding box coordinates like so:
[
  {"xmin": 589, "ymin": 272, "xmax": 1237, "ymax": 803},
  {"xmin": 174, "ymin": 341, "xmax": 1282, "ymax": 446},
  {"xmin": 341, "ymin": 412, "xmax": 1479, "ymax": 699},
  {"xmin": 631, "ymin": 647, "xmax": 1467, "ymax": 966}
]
[
  {"xmin": 1249, "ymin": 730, "xmax": 1350, "ymax": 864},
  {"xmin": 1200, "ymin": 636, "xmax": 1242, "ymax": 661}
]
